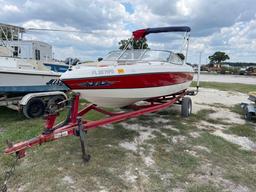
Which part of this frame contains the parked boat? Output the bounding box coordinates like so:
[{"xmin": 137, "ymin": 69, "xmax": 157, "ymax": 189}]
[
  {"xmin": 0, "ymin": 23, "xmax": 69, "ymax": 73},
  {"xmin": 0, "ymin": 23, "xmax": 68, "ymax": 95},
  {"xmin": 0, "ymin": 56, "xmax": 67, "ymax": 94},
  {"xmin": 61, "ymin": 26, "xmax": 193, "ymax": 108}
]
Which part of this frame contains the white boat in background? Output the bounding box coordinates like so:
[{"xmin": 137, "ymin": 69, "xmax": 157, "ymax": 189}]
[
  {"xmin": 0, "ymin": 23, "xmax": 68, "ymax": 95},
  {"xmin": 0, "ymin": 56, "xmax": 67, "ymax": 94},
  {"xmin": 61, "ymin": 26, "xmax": 193, "ymax": 108},
  {"xmin": 0, "ymin": 23, "xmax": 69, "ymax": 73}
]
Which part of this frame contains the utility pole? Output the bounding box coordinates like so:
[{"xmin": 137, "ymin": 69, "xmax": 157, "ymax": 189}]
[{"xmin": 196, "ymin": 51, "xmax": 202, "ymax": 90}]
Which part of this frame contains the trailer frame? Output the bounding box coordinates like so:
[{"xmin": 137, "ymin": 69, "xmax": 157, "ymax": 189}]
[{"xmin": 4, "ymin": 90, "xmax": 194, "ymax": 161}]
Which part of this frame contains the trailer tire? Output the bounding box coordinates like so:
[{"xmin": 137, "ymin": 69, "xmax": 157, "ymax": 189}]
[
  {"xmin": 181, "ymin": 97, "xmax": 192, "ymax": 118},
  {"xmin": 244, "ymin": 108, "xmax": 253, "ymax": 121},
  {"xmin": 23, "ymin": 98, "xmax": 45, "ymax": 118},
  {"xmin": 46, "ymin": 95, "xmax": 66, "ymax": 112}
]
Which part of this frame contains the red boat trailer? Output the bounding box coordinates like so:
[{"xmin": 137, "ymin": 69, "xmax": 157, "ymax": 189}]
[{"xmin": 4, "ymin": 90, "xmax": 193, "ymax": 161}]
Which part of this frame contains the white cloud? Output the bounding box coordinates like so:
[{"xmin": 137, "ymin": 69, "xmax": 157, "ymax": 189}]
[
  {"xmin": 1, "ymin": 0, "xmax": 256, "ymax": 63},
  {"xmin": 3, "ymin": 4, "xmax": 20, "ymax": 12},
  {"xmin": 176, "ymin": 0, "xmax": 191, "ymax": 16},
  {"xmin": 21, "ymin": 18, "xmax": 131, "ymax": 60},
  {"xmin": 187, "ymin": 16, "xmax": 256, "ymax": 63},
  {"xmin": 0, "ymin": 3, "xmax": 21, "ymax": 15}
]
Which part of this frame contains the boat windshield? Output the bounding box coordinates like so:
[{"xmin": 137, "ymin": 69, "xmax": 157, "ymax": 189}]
[
  {"xmin": 118, "ymin": 50, "xmax": 145, "ymax": 60},
  {"xmin": 141, "ymin": 50, "xmax": 171, "ymax": 62},
  {"xmin": 103, "ymin": 49, "xmax": 182, "ymax": 64},
  {"xmin": 104, "ymin": 50, "xmax": 122, "ymax": 61}
]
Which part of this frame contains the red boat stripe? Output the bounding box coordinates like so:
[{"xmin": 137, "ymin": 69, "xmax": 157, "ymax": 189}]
[{"xmin": 62, "ymin": 72, "xmax": 193, "ymax": 90}]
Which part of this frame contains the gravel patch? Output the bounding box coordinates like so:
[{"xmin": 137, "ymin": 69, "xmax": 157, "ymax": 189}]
[
  {"xmin": 119, "ymin": 123, "xmax": 157, "ymax": 167},
  {"xmin": 209, "ymin": 109, "xmax": 245, "ymax": 125},
  {"xmin": 189, "ymin": 163, "xmax": 251, "ymax": 192},
  {"xmin": 189, "ymin": 132, "xmax": 201, "ymax": 138},
  {"xmin": 123, "ymin": 169, "xmax": 138, "ymax": 184},
  {"xmin": 162, "ymin": 125, "xmax": 180, "ymax": 133},
  {"xmin": 119, "ymin": 141, "xmax": 137, "ymax": 152},
  {"xmin": 62, "ymin": 175, "xmax": 75, "ymax": 184},
  {"xmin": 192, "ymin": 88, "xmax": 248, "ymax": 113},
  {"xmin": 212, "ymin": 130, "xmax": 256, "ymax": 151},
  {"xmin": 197, "ymin": 120, "xmax": 228, "ymax": 131},
  {"xmin": 171, "ymin": 135, "xmax": 187, "ymax": 144},
  {"xmin": 153, "ymin": 117, "xmax": 170, "ymax": 124},
  {"xmin": 193, "ymin": 145, "xmax": 211, "ymax": 153},
  {"xmin": 184, "ymin": 149, "xmax": 199, "ymax": 157}
]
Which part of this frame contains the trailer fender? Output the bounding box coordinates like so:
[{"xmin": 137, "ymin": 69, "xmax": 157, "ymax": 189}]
[{"xmin": 19, "ymin": 91, "xmax": 67, "ymax": 106}]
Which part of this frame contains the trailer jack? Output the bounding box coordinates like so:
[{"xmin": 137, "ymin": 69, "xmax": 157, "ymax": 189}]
[{"xmin": 76, "ymin": 117, "xmax": 91, "ymax": 162}]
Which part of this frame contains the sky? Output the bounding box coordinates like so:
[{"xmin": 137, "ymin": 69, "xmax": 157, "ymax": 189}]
[{"xmin": 1, "ymin": 0, "xmax": 256, "ymax": 64}]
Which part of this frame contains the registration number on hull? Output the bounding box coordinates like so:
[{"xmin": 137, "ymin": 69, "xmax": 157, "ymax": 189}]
[{"xmin": 92, "ymin": 69, "xmax": 115, "ymax": 76}]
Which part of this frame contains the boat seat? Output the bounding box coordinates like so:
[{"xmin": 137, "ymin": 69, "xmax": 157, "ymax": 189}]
[
  {"xmin": 248, "ymin": 92, "xmax": 256, "ymax": 102},
  {"xmin": 249, "ymin": 92, "xmax": 256, "ymax": 97}
]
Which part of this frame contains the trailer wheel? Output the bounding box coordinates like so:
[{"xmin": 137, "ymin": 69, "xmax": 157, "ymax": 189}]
[
  {"xmin": 244, "ymin": 108, "xmax": 253, "ymax": 121},
  {"xmin": 23, "ymin": 98, "xmax": 45, "ymax": 118},
  {"xmin": 46, "ymin": 95, "xmax": 66, "ymax": 113},
  {"xmin": 181, "ymin": 97, "xmax": 192, "ymax": 118}
]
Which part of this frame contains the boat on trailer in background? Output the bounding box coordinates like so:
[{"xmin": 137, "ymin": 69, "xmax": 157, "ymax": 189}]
[
  {"xmin": 4, "ymin": 26, "xmax": 198, "ymax": 162},
  {"xmin": 61, "ymin": 26, "xmax": 193, "ymax": 108},
  {"xmin": 0, "ymin": 23, "xmax": 69, "ymax": 118}
]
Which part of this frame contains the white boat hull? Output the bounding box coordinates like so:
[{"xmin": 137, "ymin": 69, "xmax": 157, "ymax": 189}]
[
  {"xmin": 0, "ymin": 71, "xmax": 58, "ymax": 87},
  {"xmin": 61, "ymin": 59, "xmax": 194, "ymax": 108},
  {"xmin": 0, "ymin": 70, "xmax": 67, "ymax": 94},
  {"xmin": 77, "ymin": 81, "xmax": 191, "ymax": 108}
]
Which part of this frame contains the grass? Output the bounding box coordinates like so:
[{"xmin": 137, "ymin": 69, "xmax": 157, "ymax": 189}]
[
  {"xmin": 126, "ymin": 106, "xmax": 256, "ymax": 190},
  {"xmin": 191, "ymin": 81, "xmax": 256, "ymax": 93},
  {"xmin": 187, "ymin": 184, "xmax": 221, "ymax": 192},
  {"xmin": 190, "ymin": 132, "xmax": 256, "ymax": 190},
  {"xmin": 0, "ymin": 106, "xmax": 139, "ymax": 191},
  {"xmin": 229, "ymin": 104, "xmax": 244, "ymax": 115},
  {"xmin": 225, "ymin": 124, "xmax": 256, "ymax": 142},
  {"xmin": 0, "ymin": 81, "xmax": 256, "ymax": 191},
  {"xmin": 0, "ymin": 107, "xmax": 43, "ymax": 150}
]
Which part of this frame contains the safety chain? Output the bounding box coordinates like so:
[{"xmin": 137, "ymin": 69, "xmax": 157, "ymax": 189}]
[{"xmin": 0, "ymin": 156, "xmax": 19, "ymax": 192}]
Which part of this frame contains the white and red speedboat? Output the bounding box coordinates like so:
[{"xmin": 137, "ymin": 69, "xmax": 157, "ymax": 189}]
[{"xmin": 61, "ymin": 26, "xmax": 194, "ymax": 108}]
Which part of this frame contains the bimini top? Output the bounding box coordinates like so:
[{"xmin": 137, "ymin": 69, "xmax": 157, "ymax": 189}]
[{"xmin": 132, "ymin": 26, "xmax": 191, "ymax": 40}]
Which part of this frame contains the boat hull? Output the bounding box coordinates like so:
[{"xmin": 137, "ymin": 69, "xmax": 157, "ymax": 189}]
[
  {"xmin": 0, "ymin": 70, "xmax": 68, "ymax": 94},
  {"xmin": 61, "ymin": 61, "xmax": 194, "ymax": 107},
  {"xmin": 62, "ymin": 72, "xmax": 192, "ymax": 89},
  {"xmin": 62, "ymin": 71, "xmax": 193, "ymax": 107},
  {"xmin": 77, "ymin": 81, "xmax": 192, "ymax": 108}
]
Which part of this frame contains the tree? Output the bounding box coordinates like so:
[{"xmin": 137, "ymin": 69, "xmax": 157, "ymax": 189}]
[
  {"xmin": 118, "ymin": 37, "xmax": 149, "ymax": 50},
  {"xmin": 208, "ymin": 51, "xmax": 230, "ymax": 64}
]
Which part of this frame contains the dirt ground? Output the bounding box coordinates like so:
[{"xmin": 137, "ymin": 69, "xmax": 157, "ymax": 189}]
[{"xmin": 0, "ymin": 88, "xmax": 256, "ymax": 192}]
